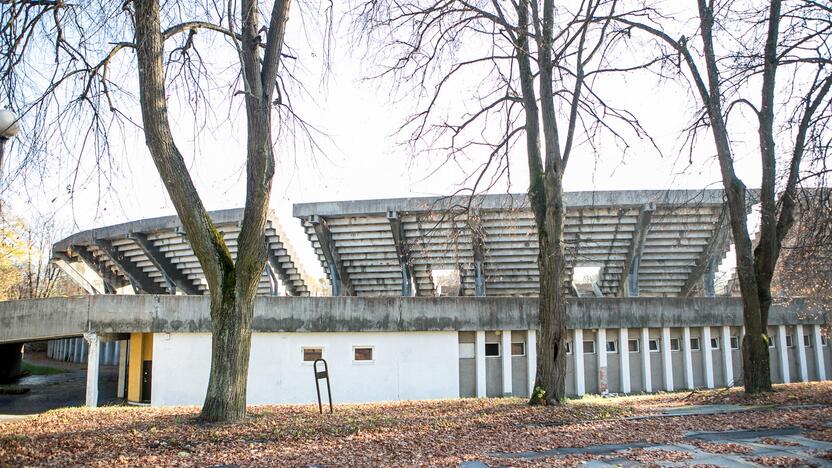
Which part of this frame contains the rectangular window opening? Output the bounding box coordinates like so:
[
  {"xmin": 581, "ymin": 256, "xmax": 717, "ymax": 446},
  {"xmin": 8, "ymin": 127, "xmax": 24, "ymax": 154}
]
[
  {"xmin": 566, "ymin": 341, "xmax": 572, "ymax": 355},
  {"xmin": 670, "ymin": 338, "xmax": 681, "ymax": 352},
  {"xmin": 710, "ymin": 337, "xmax": 720, "ymax": 350},
  {"xmin": 302, "ymin": 347, "xmax": 323, "ymax": 362},
  {"xmin": 690, "ymin": 337, "xmax": 701, "ymax": 351},
  {"xmin": 822, "ymin": 335, "xmax": 828, "ymax": 347},
  {"xmin": 648, "ymin": 339, "xmax": 660, "ymax": 352},
  {"xmin": 583, "ymin": 340, "xmax": 596, "ymax": 354},
  {"xmin": 353, "ymin": 346, "xmax": 374, "ymax": 362},
  {"xmin": 485, "ymin": 343, "xmax": 500, "ymax": 357},
  {"xmin": 511, "ymin": 342, "xmax": 526, "ymax": 356},
  {"xmin": 803, "ymin": 335, "xmax": 811, "ymax": 347},
  {"xmin": 767, "ymin": 335, "xmax": 776, "ymax": 348},
  {"xmin": 628, "ymin": 339, "xmax": 639, "ymax": 353},
  {"xmin": 606, "ymin": 340, "xmax": 618, "ymax": 353},
  {"xmin": 786, "ymin": 334, "xmax": 794, "ymax": 348},
  {"xmin": 730, "ymin": 336, "xmax": 740, "ymax": 350}
]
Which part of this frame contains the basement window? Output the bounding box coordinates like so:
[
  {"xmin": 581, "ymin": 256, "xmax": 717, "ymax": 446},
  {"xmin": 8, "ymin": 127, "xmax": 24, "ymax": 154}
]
[
  {"xmin": 786, "ymin": 335, "xmax": 794, "ymax": 348},
  {"xmin": 511, "ymin": 342, "xmax": 526, "ymax": 356},
  {"xmin": 353, "ymin": 346, "xmax": 374, "ymax": 362},
  {"xmin": 710, "ymin": 337, "xmax": 720, "ymax": 350},
  {"xmin": 690, "ymin": 338, "xmax": 701, "ymax": 351},
  {"xmin": 670, "ymin": 338, "xmax": 681, "ymax": 352},
  {"xmin": 648, "ymin": 339, "xmax": 660, "ymax": 353},
  {"xmin": 628, "ymin": 339, "xmax": 640, "ymax": 353},
  {"xmin": 302, "ymin": 347, "xmax": 323, "ymax": 362},
  {"xmin": 606, "ymin": 341, "xmax": 618, "ymax": 353},
  {"xmin": 730, "ymin": 336, "xmax": 740, "ymax": 350},
  {"xmin": 485, "ymin": 343, "xmax": 500, "ymax": 357},
  {"xmin": 583, "ymin": 341, "xmax": 596, "ymax": 354}
]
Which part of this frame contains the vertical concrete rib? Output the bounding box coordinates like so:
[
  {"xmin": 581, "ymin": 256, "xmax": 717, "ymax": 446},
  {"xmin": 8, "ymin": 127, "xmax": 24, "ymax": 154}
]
[
  {"xmin": 501, "ymin": 330, "xmax": 512, "ymax": 396},
  {"xmin": 721, "ymin": 326, "xmax": 733, "ymax": 386},
  {"xmin": 597, "ymin": 328, "xmax": 608, "ymax": 393},
  {"xmin": 795, "ymin": 324, "xmax": 808, "ymax": 382},
  {"xmin": 619, "ymin": 327, "xmax": 631, "ymax": 394},
  {"xmin": 640, "ymin": 328, "xmax": 651, "ymax": 392},
  {"xmin": 84, "ymin": 333, "xmax": 99, "ymax": 408},
  {"xmin": 777, "ymin": 325, "xmax": 791, "ymax": 383},
  {"xmin": 475, "ymin": 331, "xmax": 486, "ymax": 398},
  {"xmin": 527, "ymin": 329, "xmax": 537, "ymax": 397},
  {"xmin": 574, "ymin": 328, "xmax": 585, "ymax": 396},
  {"xmin": 813, "ymin": 325, "xmax": 826, "ymax": 381},
  {"xmin": 702, "ymin": 326, "xmax": 714, "ymax": 389},
  {"xmin": 661, "ymin": 327, "xmax": 673, "ymax": 391},
  {"xmin": 682, "ymin": 327, "xmax": 694, "ymax": 389}
]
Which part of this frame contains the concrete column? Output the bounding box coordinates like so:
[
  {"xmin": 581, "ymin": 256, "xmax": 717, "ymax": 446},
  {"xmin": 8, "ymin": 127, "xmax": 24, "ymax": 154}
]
[
  {"xmin": 795, "ymin": 324, "xmax": 808, "ymax": 382},
  {"xmin": 597, "ymin": 328, "xmax": 608, "ymax": 394},
  {"xmin": 84, "ymin": 333, "xmax": 99, "ymax": 408},
  {"xmin": 501, "ymin": 330, "xmax": 512, "ymax": 396},
  {"xmin": 527, "ymin": 329, "xmax": 537, "ymax": 397},
  {"xmin": 661, "ymin": 327, "xmax": 673, "ymax": 391},
  {"xmin": 813, "ymin": 325, "xmax": 826, "ymax": 381},
  {"xmin": 99, "ymin": 342, "xmax": 109, "ymax": 365},
  {"xmin": 574, "ymin": 328, "xmax": 585, "ymax": 396},
  {"xmin": 777, "ymin": 325, "xmax": 791, "ymax": 383},
  {"xmin": 640, "ymin": 327, "xmax": 651, "ymax": 393},
  {"xmin": 682, "ymin": 327, "xmax": 694, "ymax": 389},
  {"xmin": 475, "ymin": 331, "xmax": 486, "ymax": 398},
  {"xmin": 721, "ymin": 326, "xmax": 733, "ymax": 386},
  {"xmin": 619, "ymin": 327, "xmax": 630, "ymax": 393},
  {"xmin": 702, "ymin": 326, "xmax": 714, "ymax": 389},
  {"xmin": 117, "ymin": 340, "xmax": 128, "ymax": 399}
]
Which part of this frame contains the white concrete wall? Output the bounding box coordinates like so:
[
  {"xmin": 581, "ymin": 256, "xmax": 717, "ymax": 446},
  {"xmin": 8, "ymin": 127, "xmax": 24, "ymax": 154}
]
[{"xmin": 151, "ymin": 331, "xmax": 459, "ymax": 406}]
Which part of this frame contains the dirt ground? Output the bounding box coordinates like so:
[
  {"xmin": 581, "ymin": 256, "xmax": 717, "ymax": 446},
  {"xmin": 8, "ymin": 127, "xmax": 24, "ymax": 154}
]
[{"xmin": 1, "ymin": 381, "xmax": 831, "ymax": 466}]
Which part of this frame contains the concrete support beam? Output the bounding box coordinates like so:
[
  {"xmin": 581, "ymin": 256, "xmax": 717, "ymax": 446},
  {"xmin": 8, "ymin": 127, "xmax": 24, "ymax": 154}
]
[
  {"xmin": 777, "ymin": 325, "xmax": 791, "ymax": 383},
  {"xmin": 574, "ymin": 328, "xmax": 585, "ymax": 396},
  {"xmin": 471, "ymin": 220, "xmax": 487, "ymax": 297},
  {"xmin": 795, "ymin": 324, "xmax": 808, "ymax": 382},
  {"xmin": 681, "ymin": 208, "xmax": 730, "ymax": 296},
  {"xmin": 387, "ymin": 211, "xmax": 417, "ymax": 297},
  {"xmin": 813, "ymin": 325, "xmax": 826, "ymax": 381},
  {"xmin": 527, "ymin": 329, "xmax": 537, "ymax": 397},
  {"xmin": 475, "ymin": 331, "xmax": 486, "ymax": 398},
  {"xmin": 702, "ymin": 326, "xmax": 714, "ymax": 388},
  {"xmin": 597, "ymin": 328, "xmax": 608, "ymax": 393},
  {"xmin": 128, "ymin": 233, "xmax": 200, "ymax": 295},
  {"xmin": 661, "ymin": 327, "xmax": 673, "ymax": 391},
  {"xmin": 97, "ymin": 239, "xmax": 165, "ymax": 294},
  {"xmin": 721, "ymin": 325, "xmax": 733, "ymax": 386},
  {"xmin": 501, "ymin": 330, "xmax": 512, "ymax": 396},
  {"xmin": 619, "ymin": 327, "xmax": 631, "ymax": 393},
  {"xmin": 84, "ymin": 333, "xmax": 99, "ymax": 407},
  {"xmin": 53, "ymin": 254, "xmax": 104, "ymax": 295},
  {"xmin": 682, "ymin": 327, "xmax": 694, "ymax": 389},
  {"xmin": 640, "ymin": 327, "xmax": 651, "ymax": 392},
  {"xmin": 704, "ymin": 257, "xmax": 717, "ymax": 297},
  {"xmin": 264, "ymin": 262, "xmax": 280, "ymax": 296},
  {"xmin": 619, "ymin": 203, "xmax": 654, "ymax": 297},
  {"xmin": 74, "ymin": 246, "xmax": 125, "ymax": 294},
  {"xmin": 308, "ymin": 215, "xmax": 355, "ymax": 297}
]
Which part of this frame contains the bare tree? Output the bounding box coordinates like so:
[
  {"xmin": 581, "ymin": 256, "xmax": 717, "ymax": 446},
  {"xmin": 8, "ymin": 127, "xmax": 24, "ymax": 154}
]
[
  {"xmin": 606, "ymin": 0, "xmax": 832, "ymax": 392},
  {"xmin": 357, "ymin": 0, "xmax": 653, "ymax": 404},
  {"xmin": 1, "ymin": 0, "xmax": 320, "ymax": 421}
]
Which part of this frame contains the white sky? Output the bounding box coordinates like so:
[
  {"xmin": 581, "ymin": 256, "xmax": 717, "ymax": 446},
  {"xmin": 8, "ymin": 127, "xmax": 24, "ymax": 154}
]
[{"xmin": 3, "ymin": 1, "xmax": 767, "ymax": 284}]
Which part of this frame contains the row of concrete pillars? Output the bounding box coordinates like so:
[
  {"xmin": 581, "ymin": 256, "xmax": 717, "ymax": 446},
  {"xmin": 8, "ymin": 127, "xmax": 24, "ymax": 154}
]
[{"xmin": 46, "ymin": 338, "xmax": 120, "ymax": 366}]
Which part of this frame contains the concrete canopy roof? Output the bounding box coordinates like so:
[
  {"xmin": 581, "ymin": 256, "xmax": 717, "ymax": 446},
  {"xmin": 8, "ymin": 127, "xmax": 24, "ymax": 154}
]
[
  {"xmin": 293, "ymin": 190, "xmax": 747, "ymax": 298},
  {"xmin": 52, "ymin": 208, "xmax": 311, "ymax": 296}
]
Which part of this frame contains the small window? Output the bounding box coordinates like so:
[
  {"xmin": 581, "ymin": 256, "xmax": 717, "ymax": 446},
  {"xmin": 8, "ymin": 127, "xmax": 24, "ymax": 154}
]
[
  {"xmin": 354, "ymin": 347, "xmax": 374, "ymax": 362},
  {"xmin": 786, "ymin": 335, "xmax": 794, "ymax": 348},
  {"xmin": 803, "ymin": 335, "xmax": 811, "ymax": 347},
  {"xmin": 648, "ymin": 339, "xmax": 660, "ymax": 352},
  {"xmin": 730, "ymin": 336, "xmax": 740, "ymax": 350},
  {"xmin": 690, "ymin": 337, "xmax": 701, "ymax": 351},
  {"xmin": 302, "ymin": 347, "xmax": 323, "ymax": 362},
  {"xmin": 606, "ymin": 341, "xmax": 618, "ymax": 353},
  {"xmin": 767, "ymin": 335, "xmax": 776, "ymax": 348},
  {"xmin": 511, "ymin": 342, "xmax": 526, "ymax": 356},
  {"xmin": 583, "ymin": 340, "xmax": 596, "ymax": 354},
  {"xmin": 710, "ymin": 337, "xmax": 720, "ymax": 350},
  {"xmin": 670, "ymin": 338, "xmax": 681, "ymax": 352},
  {"xmin": 628, "ymin": 339, "xmax": 639, "ymax": 353},
  {"xmin": 485, "ymin": 343, "xmax": 500, "ymax": 357},
  {"xmin": 459, "ymin": 342, "xmax": 475, "ymax": 359},
  {"xmin": 822, "ymin": 335, "xmax": 828, "ymax": 347},
  {"xmin": 566, "ymin": 341, "xmax": 572, "ymax": 354}
]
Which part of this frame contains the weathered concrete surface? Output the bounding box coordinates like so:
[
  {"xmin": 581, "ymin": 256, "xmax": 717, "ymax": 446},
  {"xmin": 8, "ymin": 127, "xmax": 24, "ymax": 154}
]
[{"xmin": 0, "ymin": 296, "xmax": 826, "ymax": 344}]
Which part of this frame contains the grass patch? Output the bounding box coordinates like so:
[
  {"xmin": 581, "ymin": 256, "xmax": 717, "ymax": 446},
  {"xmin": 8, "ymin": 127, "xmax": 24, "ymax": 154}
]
[{"xmin": 21, "ymin": 361, "xmax": 66, "ymax": 376}]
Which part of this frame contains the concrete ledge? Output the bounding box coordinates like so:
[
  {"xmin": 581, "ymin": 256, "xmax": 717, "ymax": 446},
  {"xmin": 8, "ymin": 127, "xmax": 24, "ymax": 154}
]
[{"xmin": 0, "ymin": 296, "xmax": 826, "ymax": 344}]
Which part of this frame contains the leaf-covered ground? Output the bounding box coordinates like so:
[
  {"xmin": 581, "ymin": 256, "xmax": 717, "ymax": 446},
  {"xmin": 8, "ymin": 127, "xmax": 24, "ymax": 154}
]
[{"xmin": 1, "ymin": 382, "xmax": 831, "ymax": 466}]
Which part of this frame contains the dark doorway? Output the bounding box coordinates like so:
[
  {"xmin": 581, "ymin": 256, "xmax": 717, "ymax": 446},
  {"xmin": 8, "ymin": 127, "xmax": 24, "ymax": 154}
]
[{"xmin": 141, "ymin": 360, "xmax": 152, "ymax": 403}]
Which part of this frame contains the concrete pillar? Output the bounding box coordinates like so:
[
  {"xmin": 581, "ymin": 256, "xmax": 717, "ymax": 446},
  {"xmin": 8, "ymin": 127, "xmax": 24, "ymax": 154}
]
[
  {"xmin": 501, "ymin": 330, "xmax": 512, "ymax": 396},
  {"xmin": 682, "ymin": 327, "xmax": 694, "ymax": 389},
  {"xmin": 795, "ymin": 324, "xmax": 808, "ymax": 382},
  {"xmin": 661, "ymin": 327, "xmax": 673, "ymax": 391},
  {"xmin": 777, "ymin": 325, "xmax": 790, "ymax": 383},
  {"xmin": 721, "ymin": 326, "xmax": 733, "ymax": 386},
  {"xmin": 702, "ymin": 326, "xmax": 714, "ymax": 388},
  {"xmin": 597, "ymin": 328, "xmax": 608, "ymax": 393},
  {"xmin": 813, "ymin": 325, "xmax": 826, "ymax": 381},
  {"xmin": 527, "ymin": 329, "xmax": 537, "ymax": 397},
  {"xmin": 574, "ymin": 328, "xmax": 585, "ymax": 396},
  {"xmin": 84, "ymin": 333, "xmax": 99, "ymax": 407},
  {"xmin": 117, "ymin": 340, "xmax": 128, "ymax": 399},
  {"xmin": 640, "ymin": 327, "xmax": 651, "ymax": 393},
  {"xmin": 619, "ymin": 327, "xmax": 631, "ymax": 393},
  {"xmin": 475, "ymin": 331, "xmax": 486, "ymax": 398}
]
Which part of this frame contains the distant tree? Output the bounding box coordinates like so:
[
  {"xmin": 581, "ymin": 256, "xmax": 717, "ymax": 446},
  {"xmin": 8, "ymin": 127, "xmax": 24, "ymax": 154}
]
[
  {"xmin": 609, "ymin": 0, "xmax": 832, "ymax": 392},
  {"xmin": 1, "ymin": 0, "xmax": 325, "ymax": 421},
  {"xmin": 357, "ymin": 0, "xmax": 654, "ymax": 404}
]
